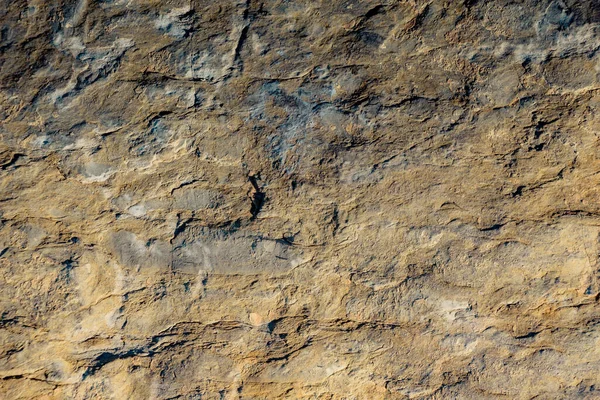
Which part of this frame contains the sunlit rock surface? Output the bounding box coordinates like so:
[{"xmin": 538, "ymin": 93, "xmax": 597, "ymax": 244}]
[{"xmin": 2, "ymin": 0, "xmax": 600, "ymax": 398}]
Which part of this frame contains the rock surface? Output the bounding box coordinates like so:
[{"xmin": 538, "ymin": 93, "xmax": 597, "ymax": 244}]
[{"xmin": 2, "ymin": 0, "xmax": 600, "ymax": 398}]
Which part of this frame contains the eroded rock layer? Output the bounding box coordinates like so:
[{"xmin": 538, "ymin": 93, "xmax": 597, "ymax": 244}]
[{"xmin": 2, "ymin": 0, "xmax": 600, "ymax": 398}]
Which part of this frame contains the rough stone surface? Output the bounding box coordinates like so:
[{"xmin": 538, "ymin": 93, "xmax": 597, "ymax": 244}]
[{"xmin": 2, "ymin": 0, "xmax": 600, "ymax": 398}]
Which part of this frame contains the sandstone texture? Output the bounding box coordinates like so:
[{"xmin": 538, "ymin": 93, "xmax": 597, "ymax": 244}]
[{"xmin": 2, "ymin": 0, "xmax": 600, "ymax": 398}]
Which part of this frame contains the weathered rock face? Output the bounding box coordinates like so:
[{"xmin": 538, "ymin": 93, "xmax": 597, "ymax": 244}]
[{"xmin": 2, "ymin": 0, "xmax": 600, "ymax": 398}]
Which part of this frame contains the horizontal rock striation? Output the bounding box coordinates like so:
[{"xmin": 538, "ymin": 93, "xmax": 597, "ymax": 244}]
[{"xmin": 2, "ymin": 0, "xmax": 600, "ymax": 398}]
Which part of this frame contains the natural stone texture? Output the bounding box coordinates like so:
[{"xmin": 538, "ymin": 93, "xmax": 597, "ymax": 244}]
[{"xmin": 2, "ymin": 0, "xmax": 600, "ymax": 398}]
